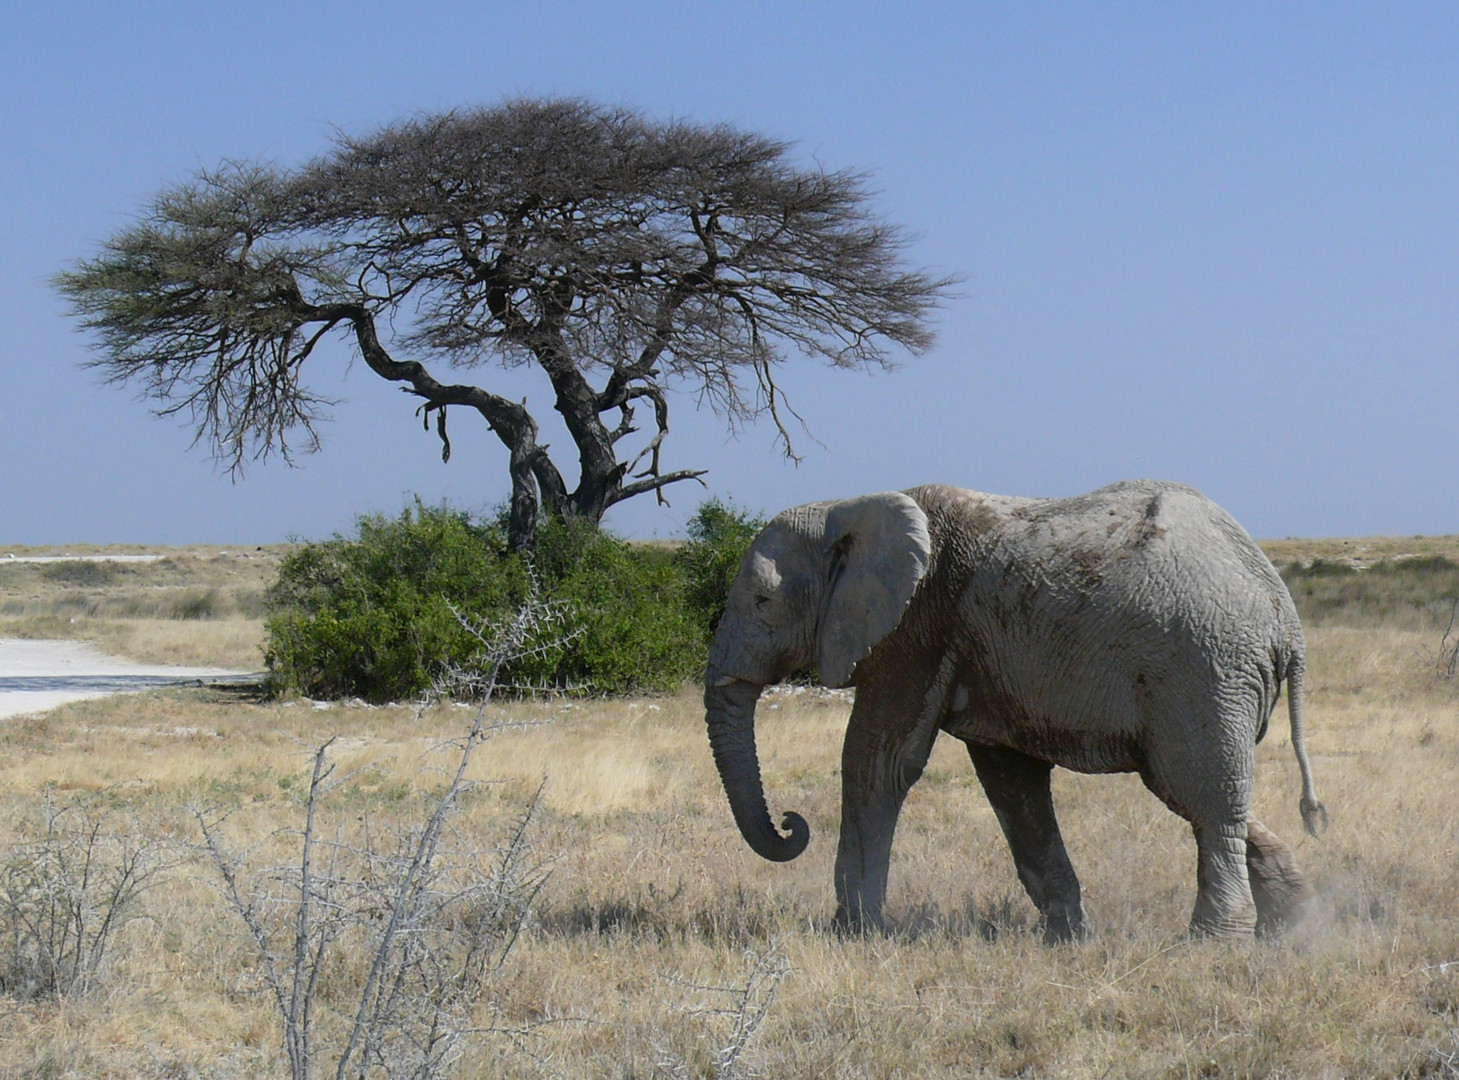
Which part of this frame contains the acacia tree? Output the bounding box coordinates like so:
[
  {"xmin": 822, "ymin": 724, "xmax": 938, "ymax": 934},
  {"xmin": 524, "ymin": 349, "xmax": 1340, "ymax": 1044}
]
[{"xmin": 58, "ymin": 99, "xmax": 955, "ymax": 549}]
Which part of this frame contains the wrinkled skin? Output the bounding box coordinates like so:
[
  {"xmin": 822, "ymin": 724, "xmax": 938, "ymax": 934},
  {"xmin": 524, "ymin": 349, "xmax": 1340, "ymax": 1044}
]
[{"xmin": 704, "ymin": 481, "xmax": 1326, "ymax": 940}]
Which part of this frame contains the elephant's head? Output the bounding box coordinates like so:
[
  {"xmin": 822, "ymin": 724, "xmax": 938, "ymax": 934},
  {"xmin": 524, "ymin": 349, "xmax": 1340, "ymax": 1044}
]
[{"xmin": 703, "ymin": 491, "xmax": 931, "ymax": 862}]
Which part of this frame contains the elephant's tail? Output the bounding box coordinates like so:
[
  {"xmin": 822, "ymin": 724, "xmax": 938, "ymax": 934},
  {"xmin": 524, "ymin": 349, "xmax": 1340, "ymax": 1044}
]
[{"xmin": 1286, "ymin": 660, "xmax": 1328, "ymax": 837}]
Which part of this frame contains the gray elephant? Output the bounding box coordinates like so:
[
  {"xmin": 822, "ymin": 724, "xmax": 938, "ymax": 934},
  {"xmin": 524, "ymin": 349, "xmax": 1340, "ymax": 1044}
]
[{"xmin": 703, "ymin": 480, "xmax": 1326, "ymax": 940}]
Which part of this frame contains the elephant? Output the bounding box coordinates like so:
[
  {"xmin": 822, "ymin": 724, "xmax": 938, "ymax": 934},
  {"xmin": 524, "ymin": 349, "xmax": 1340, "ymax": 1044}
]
[{"xmin": 703, "ymin": 480, "xmax": 1327, "ymax": 940}]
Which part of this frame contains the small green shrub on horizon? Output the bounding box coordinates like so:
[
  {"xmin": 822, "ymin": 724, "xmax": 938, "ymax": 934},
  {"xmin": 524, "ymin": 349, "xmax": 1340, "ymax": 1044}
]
[
  {"xmin": 263, "ymin": 498, "xmax": 767, "ymax": 702},
  {"xmin": 264, "ymin": 503, "xmax": 525, "ymax": 702},
  {"xmin": 38, "ymin": 560, "xmax": 125, "ymax": 587}
]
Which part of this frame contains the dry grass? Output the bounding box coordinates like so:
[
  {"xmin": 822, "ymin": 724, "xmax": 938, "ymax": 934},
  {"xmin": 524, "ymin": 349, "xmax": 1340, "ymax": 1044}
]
[
  {"xmin": 0, "ymin": 539, "xmax": 1456, "ymax": 1076},
  {"xmin": 0, "ymin": 628, "xmax": 1455, "ymax": 1077},
  {"xmin": 0, "ymin": 545, "xmax": 283, "ymax": 669}
]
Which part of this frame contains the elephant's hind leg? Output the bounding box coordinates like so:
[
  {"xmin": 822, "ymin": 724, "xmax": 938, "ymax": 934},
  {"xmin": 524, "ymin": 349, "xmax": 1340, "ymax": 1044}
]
[
  {"xmin": 1246, "ymin": 818, "xmax": 1313, "ymax": 936},
  {"xmin": 1132, "ymin": 726, "xmax": 1260, "ymax": 934},
  {"xmin": 967, "ymin": 744, "xmax": 1086, "ymax": 943},
  {"xmin": 1189, "ymin": 821, "xmax": 1258, "ymax": 936},
  {"xmin": 1141, "ymin": 729, "xmax": 1258, "ymax": 937}
]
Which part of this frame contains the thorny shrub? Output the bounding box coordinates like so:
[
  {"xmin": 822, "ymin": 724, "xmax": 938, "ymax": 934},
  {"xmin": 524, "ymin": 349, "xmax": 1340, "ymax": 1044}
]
[
  {"xmin": 199, "ymin": 596, "xmax": 559, "ymax": 1080},
  {"xmin": 0, "ymin": 791, "xmax": 176, "ymax": 1000}
]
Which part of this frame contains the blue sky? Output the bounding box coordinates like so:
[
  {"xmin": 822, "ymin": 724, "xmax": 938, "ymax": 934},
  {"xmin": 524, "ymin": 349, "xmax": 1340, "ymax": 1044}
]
[{"xmin": 2, "ymin": 3, "xmax": 1456, "ymax": 544}]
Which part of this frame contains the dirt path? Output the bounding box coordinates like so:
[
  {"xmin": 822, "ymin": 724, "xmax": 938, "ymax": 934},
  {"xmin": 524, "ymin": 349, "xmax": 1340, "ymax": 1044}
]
[{"xmin": 0, "ymin": 638, "xmax": 257, "ymax": 720}]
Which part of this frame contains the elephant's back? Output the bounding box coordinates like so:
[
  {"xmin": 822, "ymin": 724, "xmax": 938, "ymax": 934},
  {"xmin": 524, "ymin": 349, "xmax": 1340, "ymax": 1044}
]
[
  {"xmin": 991, "ymin": 479, "xmax": 1291, "ymax": 629},
  {"xmin": 913, "ymin": 478, "xmax": 1300, "ymax": 649},
  {"xmin": 946, "ymin": 480, "xmax": 1299, "ymax": 751}
]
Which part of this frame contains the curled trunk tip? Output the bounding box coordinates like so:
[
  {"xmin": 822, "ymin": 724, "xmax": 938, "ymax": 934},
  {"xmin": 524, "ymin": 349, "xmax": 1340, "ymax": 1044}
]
[{"xmin": 766, "ymin": 811, "xmax": 810, "ymax": 861}]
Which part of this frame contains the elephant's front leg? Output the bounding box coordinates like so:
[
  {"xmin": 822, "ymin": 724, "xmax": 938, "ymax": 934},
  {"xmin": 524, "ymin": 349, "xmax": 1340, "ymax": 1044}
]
[
  {"xmin": 967, "ymin": 744, "xmax": 1087, "ymax": 943},
  {"xmin": 833, "ymin": 679, "xmax": 941, "ymax": 933}
]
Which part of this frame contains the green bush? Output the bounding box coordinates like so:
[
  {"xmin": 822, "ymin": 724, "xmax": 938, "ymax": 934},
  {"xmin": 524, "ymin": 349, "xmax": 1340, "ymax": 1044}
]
[
  {"xmin": 264, "ymin": 503, "xmax": 521, "ymax": 702},
  {"xmin": 496, "ymin": 514, "xmax": 707, "ymax": 695},
  {"xmin": 674, "ymin": 498, "xmax": 767, "ymax": 635},
  {"xmin": 264, "ymin": 499, "xmax": 767, "ymax": 702}
]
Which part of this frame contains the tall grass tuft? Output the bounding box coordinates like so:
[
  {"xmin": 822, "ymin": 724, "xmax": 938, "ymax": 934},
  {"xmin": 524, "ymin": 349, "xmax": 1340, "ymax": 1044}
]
[
  {"xmin": 165, "ymin": 588, "xmax": 229, "ymax": 620},
  {"xmin": 38, "ymin": 561, "xmax": 124, "ymax": 587}
]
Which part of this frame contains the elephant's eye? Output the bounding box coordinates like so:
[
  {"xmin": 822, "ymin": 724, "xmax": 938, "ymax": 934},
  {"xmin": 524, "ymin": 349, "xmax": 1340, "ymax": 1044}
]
[{"xmin": 754, "ymin": 594, "xmax": 773, "ymax": 611}]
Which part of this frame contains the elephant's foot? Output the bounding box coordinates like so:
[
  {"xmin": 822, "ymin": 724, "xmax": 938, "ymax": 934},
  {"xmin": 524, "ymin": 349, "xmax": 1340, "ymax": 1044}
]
[
  {"xmin": 1189, "ymin": 825, "xmax": 1258, "ymax": 937},
  {"xmin": 1040, "ymin": 901, "xmax": 1089, "ymax": 944},
  {"xmin": 1246, "ymin": 819, "xmax": 1314, "ymax": 937},
  {"xmin": 831, "ymin": 902, "xmax": 884, "ymax": 936},
  {"xmin": 1187, "ymin": 905, "xmax": 1257, "ymax": 938}
]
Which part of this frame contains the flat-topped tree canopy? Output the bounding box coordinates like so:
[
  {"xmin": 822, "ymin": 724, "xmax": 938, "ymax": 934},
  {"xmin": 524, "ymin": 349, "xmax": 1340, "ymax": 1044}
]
[{"xmin": 58, "ymin": 98, "xmax": 957, "ymax": 549}]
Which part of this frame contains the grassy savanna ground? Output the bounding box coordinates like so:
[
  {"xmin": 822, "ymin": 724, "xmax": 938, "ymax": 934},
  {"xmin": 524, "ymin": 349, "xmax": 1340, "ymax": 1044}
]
[
  {"xmin": 1, "ymin": 540, "xmax": 1458, "ymax": 1077},
  {"xmin": 0, "ymin": 545, "xmax": 284, "ymax": 669},
  {"xmin": 1261, "ymin": 533, "xmax": 1459, "ymax": 568}
]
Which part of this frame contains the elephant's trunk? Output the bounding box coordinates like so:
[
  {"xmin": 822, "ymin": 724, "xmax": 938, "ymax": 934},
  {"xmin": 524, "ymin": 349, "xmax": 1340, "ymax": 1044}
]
[{"xmin": 704, "ymin": 677, "xmax": 810, "ymax": 863}]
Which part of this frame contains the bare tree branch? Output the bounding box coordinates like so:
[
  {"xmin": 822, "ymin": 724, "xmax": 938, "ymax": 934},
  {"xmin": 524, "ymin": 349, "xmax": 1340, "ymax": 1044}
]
[{"xmin": 58, "ymin": 99, "xmax": 959, "ymax": 547}]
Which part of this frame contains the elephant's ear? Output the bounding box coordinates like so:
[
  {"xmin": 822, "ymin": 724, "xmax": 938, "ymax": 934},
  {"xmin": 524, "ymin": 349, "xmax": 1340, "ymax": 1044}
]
[{"xmin": 817, "ymin": 492, "xmax": 931, "ymax": 688}]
